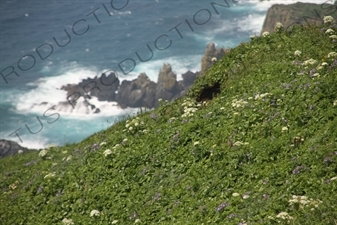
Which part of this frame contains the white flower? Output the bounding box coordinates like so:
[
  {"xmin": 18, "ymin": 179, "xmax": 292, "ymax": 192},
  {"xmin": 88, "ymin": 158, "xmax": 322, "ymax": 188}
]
[
  {"xmin": 333, "ymin": 99, "xmax": 337, "ymax": 106},
  {"xmin": 62, "ymin": 218, "xmax": 74, "ymax": 225},
  {"xmin": 194, "ymin": 141, "xmax": 200, "ymax": 146},
  {"xmin": 18, "ymin": 150, "xmax": 23, "ymax": 154},
  {"xmin": 321, "ymin": 62, "xmax": 328, "ymax": 66},
  {"xmin": 324, "ymin": 15, "xmax": 335, "ymax": 24},
  {"xmin": 274, "ymin": 22, "xmax": 284, "ymax": 32},
  {"xmin": 90, "ymin": 209, "xmax": 100, "ymax": 217},
  {"xmin": 211, "ymin": 57, "xmax": 217, "ymax": 62},
  {"xmin": 123, "ymin": 138, "xmax": 128, "ymax": 142},
  {"xmin": 330, "ymin": 176, "xmax": 337, "ymax": 181},
  {"xmin": 158, "ymin": 98, "xmax": 162, "ymax": 102},
  {"xmin": 134, "ymin": 122, "xmax": 139, "ymax": 127},
  {"xmin": 312, "ymin": 73, "xmax": 320, "ymax": 78},
  {"xmin": 243, "ymin": 194, "xmax": 250, "ymax": 199},
  {"xmin": 44, "ymin": 172, "xmax": 56, "ymax": 179},
  {"xmin": 282, "ymin": 126, "xmax": 288, "ymax": 132},
  {"xmin": 325, "ymin": 28, "xmax": 335, "ymax": 35},
  {"xmin": 135, "ymin": 219, "xmax": 141, "ymax": 223},
  {"xmin": 129, "ymin": 126, "xmax": 133, "ymax": 131},
  {"xmin": 327, "ymin": 52, "xmax": 337, "ymax": 58},
  {"xmin": 303, "ymin": 58, "xmax": 317, "ymax": 66},
  {"xmin": 100, "ymin": 142, "xmax": 107, "ymax": 146},
  {"xmin": 232, "ymin": 192, "xmax": 240, "ymax": 197},
  {"xmin": 329, "ymin": 35, "xmax": 337, "ymax": 39},
  {"xmin": 294, "ymin": 50, "xmax": 301, "ymax": 56},
  {"xmin": 220, "ymin": 107, "xmax": 225, "ymax": 110},
  {"xmin": 276, "ymin": 212, "xmax": 293, "ymax": 220},
  {"xmin": 66, "ymin": 155, "xmax": 72, "ymax": 161},
  {"xmin": 262, "ymin": 31, "xmax": 270, "ymax": 37},
  {"xmin": 111, "ymin": 220, "xmax": 118, "ymax": 224},
  {"xmin": 103, "ymin": 149, "xmax": 112, "ymax": 157},
  {"xmin": 249, "ymin": 35, "xmax": 256, "ymax": 40},
  {"xmin": 39, "ymin": 149, "xmax": 48, "ymax": 158}
]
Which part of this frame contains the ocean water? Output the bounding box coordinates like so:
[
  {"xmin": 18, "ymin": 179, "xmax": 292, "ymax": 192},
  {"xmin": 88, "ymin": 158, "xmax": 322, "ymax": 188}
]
[{"xmin": 0, "ymin": 0, "xmax": 329, "ymax": 149}]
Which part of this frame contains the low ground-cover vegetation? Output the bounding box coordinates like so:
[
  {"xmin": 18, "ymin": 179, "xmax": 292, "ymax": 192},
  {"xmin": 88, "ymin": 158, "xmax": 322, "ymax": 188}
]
[{"xmin": 1, "ymin": 20, "xmax": 337, "ymax": 225}]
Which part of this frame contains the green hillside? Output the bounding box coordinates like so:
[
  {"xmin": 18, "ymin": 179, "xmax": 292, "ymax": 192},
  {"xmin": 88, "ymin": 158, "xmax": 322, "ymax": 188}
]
[{"xmin": 1, "ymin": 20, "xmax": 337, "ymax": 225}]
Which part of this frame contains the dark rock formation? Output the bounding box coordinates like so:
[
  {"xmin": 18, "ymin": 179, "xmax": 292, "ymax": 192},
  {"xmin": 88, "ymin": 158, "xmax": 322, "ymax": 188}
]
[
  {"xmin": 261, "ymin": 2, "xmax": 337, "ymax": 35},
  {"xmin": 0, "ymin": 139, "xmax": 30, "ymax": 158},
  {"xmin": 201, "ymin": 43, "xmax": 228, "ymax": 74},
  {"xmin": 61, "ymin": 71, "xmax": 119, "ymax": 102},
  {"xmin": 116, "ymin": 73, "xmax": 157, "ymax": 108}
]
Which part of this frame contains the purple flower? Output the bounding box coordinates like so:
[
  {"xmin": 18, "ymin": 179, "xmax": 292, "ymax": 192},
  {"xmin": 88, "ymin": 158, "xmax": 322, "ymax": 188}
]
[
  {"xmin": 150, "ymin": 113, "xmax": 156, "ymax": 119},
  {"xmin": 37, "ymin": 186, "xmax": 43, "ymax": 194},
  {"xmin": 152, "ymin": 193, "xmax": 161, "ymax": 201},
  {"xmin": 216, "ymin": 201, "xmax": 229, "ymax": 211}
]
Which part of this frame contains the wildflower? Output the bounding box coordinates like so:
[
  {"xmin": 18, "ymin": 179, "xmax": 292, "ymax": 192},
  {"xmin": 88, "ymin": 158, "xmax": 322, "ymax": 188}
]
[
  {"xmin": 328, "ymin": 52, "xmax": 337, "ymax": 58},
  {"xmin": 135, "ymin": 219, "xmax": 141, "ymax": 223},
  {"xmin": 324, "ymin": 15, "xmax": 335, "ymax": 24},
  {"xmin": 158, "ymin": 98, "xmax": 162, "ymax": 102},
  {"xmin": 330, "ymin": 176, "xmax": 337, "ymax": 181},
  {"xmin": 211, "ymin": 57, "xmax": 217, "ymax": 62},
  {"xmin": 294, "ymin": 50, "xmax": 301, "ymax": 57},
  {"xmin": 123, "ymin": 138, "xmax": 128, "ymax": 143},
  {"xmin": 44, "ymin": 172, "xmax": 56, "ymax": 179},
  {"xmin": 100, "ymin": 142, "xmax": 107, "ymax": 146},
  {"xmin": 220, "ymin": 107, "xmax": 225, "ymax": 110},
  {"xmin": 282, "ymin": 126, "xmax": 288, "ymax": 132},
  {"xmin": 90, "ymin": 209, "xmax": 100, "ymax": 217},
  {"xmin": 232, "ymin": 192, "xmax": 240, "ymax": 197},
  {"xmin": 325, "ymin": 28, "xmax": 335, "ymax": 35},
  {"xmin": 103, "ymin": 149, "xmax": 112, "ymax": 157},
  {"xmin": 194, "ymin": 141, "xmax": 199, "ymax": 146},
  {"xmin": 333, "ymin": 100, "xmax": 337, "ymax": 106},
  {"xmin": 321, "ymin": 62, "xmax": 328, "ymax": 66},
  {"xmin": 62, "ymin": 218, "xmax": 74, "ymax": 225},
  {"xmin": 329, "ymin": 35, "xmax": 337, "ymax": 39},
  {"xmin": 18, "ymin": 150, "xmax": 23, "ymax": 154},
  {"xmin": 242, "ymin": 194, "xmax": 250, "ymax": 199},
  {"xmin": 129, "ymin": 126, "xmax": 133, "ymax": 131},
  {"xmin": 262, "ymin": 31, "xmax": 270, "ymax": 37},
  {"xmin": 39, "ymin": 149, "xmax": 48, "ymax": 158},
  {"xmin": 303, "ymin": 58, "xmax": 317, "ymax": 66},
  {"xmin": 274, "ymin": 22, "xmax": 284, "ymax": 32},
  {"xmin": 311, "ymin": 72, "xmax": 320, "ymax": 78},
  {"xmin": 276, "ymin": 212, "xmax": 293, "ymax": 221},
  {"xmin": 111, "ymin": 220, "xmax": 118, "ymax": 224},
  {"xmin": 249, "ymin": 35, "xmax": 256, "ymax": 40},
  {"xmin": 66, "ymin": 155, "xmax": 72, "ymax": 161}
]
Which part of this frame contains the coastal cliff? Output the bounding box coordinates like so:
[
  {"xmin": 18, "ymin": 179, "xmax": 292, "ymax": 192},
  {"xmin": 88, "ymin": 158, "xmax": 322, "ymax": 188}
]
[{"xmin": 261, "ymin": 2, "xmax": 337, "ymax": 34}]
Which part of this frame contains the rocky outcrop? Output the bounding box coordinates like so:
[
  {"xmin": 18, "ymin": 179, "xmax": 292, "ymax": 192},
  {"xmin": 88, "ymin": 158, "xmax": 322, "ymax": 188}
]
[
  {"xmin": 201, "ymin": 43, "xmax": 230, "ymax": 74},
  {"xmin": 0, "ymin": 139, "xmax": 30, "ymax": 158},
  {"xmin": 116, "ymin": 73, "xmax": 157, "ymax": 108},
  {"xmin": 261, "ymin": 2, "xmax": 337, "ymax": 34}
]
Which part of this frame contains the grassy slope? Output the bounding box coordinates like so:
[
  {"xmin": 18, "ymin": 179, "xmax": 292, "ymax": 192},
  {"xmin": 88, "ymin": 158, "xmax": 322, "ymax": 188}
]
[{"xmin": 1, "ymin": 24, "xmax": 337, "ymax": 225}]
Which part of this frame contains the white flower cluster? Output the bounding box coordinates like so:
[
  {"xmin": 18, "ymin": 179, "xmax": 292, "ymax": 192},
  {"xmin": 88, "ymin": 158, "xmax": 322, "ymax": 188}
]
[
  {"xmin": 62, "ymin": 155, "xmax": 72, "ymax": 161},
  {"xmin": 62, "ymin": 218, "xmax": 74, "ymax": 225},
  {"xmin": 249, "ymin": 35, "xmax": 256, "ymax": 40},
  {"xmin": 90, "ymin": 209, "xmax": 100, "ymax": 217},
  {"xmin": 181, "ymin": 98, "xmax": 200, "ymax": 117},
  {"xmin": 288, "ymin": 195, "xmax": 322, "ymax": 210},
  {"xmin": 124, "ymin": 117, "xmax": 144, "ymax": 133},
  {"xmin": 18, "ymin": 150, "xmax": 23, "ymax": 154},
  {"xmin": 329, "ymin": 35, "xmax": 337, "ymax": 39},
  {"xmin": 103, "ymin": 149, "xmax": 112, "ymax": 157},
  {"xmin": 233, "ymin": 141, "xmax": 249, "ymax": 146},
  {"xmin": 274, "ymin": 22, "xmax": 284, "ymax": 32},
  {"xmin": 276, "ymin": 212, "xmax": 293, "ymax": 221},
  {"xmin": 231, "ymin": 99, "xmax": 248, "ymax": 108},
  {"xmin": 324, "ymin": 15, "xmax": 335, "ymax": 24},
  {"xmin": 294, "ymin": 50, "xmax": 301, "ymax": 57},
  {"xmin": 39, "ymin": 149, "xmax": 48, "ymax": 158},
  {"xmin": 302, "ymin": 58, "xmax": 317, "ymax": 66},
  {"xmin": 262, "ymin": 31, "xmax": 270, "ymax": 38},
  {"xmin": 44, "ymin": 172, "xmax": 56, "ymax": 179},
  {"xmin": 211, "ymin": 57, "xmax": 217, "ymax": 62},
  {"xmin": 325, "ymin": 28, "xmax": 335, "ymax": 35},
  {"xmin": 328, "ymin": 51, "xmax": 337, "ymax": 58},
  {"xmin": 254, "ymin": 93, "xmax": 269, "ymax": 100}
]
